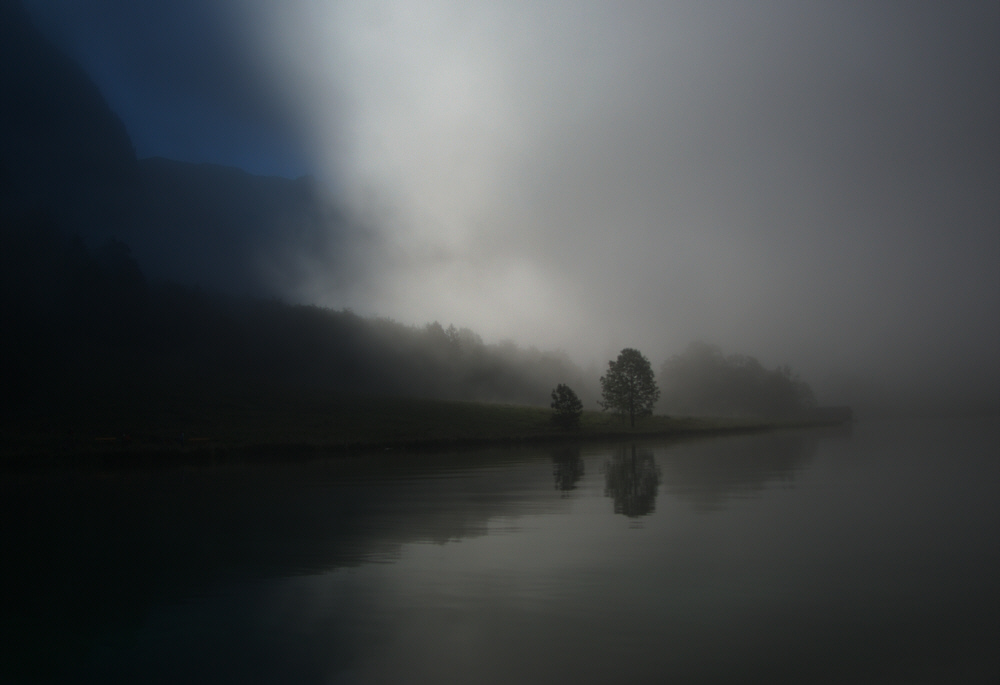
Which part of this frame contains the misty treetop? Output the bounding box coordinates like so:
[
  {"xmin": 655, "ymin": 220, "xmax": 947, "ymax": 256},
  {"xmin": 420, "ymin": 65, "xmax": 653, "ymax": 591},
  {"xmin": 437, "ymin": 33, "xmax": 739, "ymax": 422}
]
[
  {"xmin": 659, "ymin": 341, "xmax": 816, "ymax": 417},
  {"xmin": 599, "ymin": 348, "xmax": 660, "ymax": 427}
]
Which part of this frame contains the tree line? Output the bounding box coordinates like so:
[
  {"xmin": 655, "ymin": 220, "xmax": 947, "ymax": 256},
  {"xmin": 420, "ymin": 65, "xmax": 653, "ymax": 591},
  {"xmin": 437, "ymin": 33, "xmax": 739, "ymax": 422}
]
[
  {"xmin": 4, "ymin": 209, "xmax": 819, "ymax": 426},
  {"xmin": 552, "ymin": 343, "xmax": 819, "ymax": 428}
]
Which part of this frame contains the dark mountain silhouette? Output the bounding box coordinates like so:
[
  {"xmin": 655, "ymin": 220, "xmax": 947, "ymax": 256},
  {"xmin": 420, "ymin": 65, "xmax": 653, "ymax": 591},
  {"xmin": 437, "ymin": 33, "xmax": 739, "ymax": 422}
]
[
  {"xmin": 0, "ymin": 0, "xmax": 138, "ymax": 240},
  {"xmin": 134, "ymin": 157, "xmax": 350, "ymax": 295},
  {"xmin": 2, "ymin": 0, "xmax": 351, "ymax": 296},
  {"xmin": 1, "ymin": 204, "xmax": 593, "ymax": 426}
]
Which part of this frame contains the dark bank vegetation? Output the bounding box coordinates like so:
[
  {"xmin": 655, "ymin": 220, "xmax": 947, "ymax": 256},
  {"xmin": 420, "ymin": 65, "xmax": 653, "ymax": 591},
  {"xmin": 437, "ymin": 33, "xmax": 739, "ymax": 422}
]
[{"xmin": 659, "ymin": 341, "xmax": 818, "ymax": 417}]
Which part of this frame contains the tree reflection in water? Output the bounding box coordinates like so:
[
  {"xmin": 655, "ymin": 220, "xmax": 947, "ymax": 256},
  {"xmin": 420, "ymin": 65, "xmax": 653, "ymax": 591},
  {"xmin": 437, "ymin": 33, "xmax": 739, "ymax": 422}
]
[
  {"xmin": 603, "ymin": 445, "xmax": 661, "ymax": 517},
  {"xmin": 551, "ymin": 445, "xmax": 585, "ymax": 493}
]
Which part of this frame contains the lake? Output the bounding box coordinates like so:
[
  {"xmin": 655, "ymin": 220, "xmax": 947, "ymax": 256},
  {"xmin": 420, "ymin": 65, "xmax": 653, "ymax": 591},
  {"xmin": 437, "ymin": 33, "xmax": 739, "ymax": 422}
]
[{"xmin": 2, "ymin": 417, "xmax": 998, "ymax": 683}]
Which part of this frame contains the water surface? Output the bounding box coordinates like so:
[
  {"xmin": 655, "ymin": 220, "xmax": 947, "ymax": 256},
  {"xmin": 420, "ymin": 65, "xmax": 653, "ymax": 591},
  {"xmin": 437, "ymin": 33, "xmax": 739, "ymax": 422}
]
[{"xmin": 2, "ymin": 418, "xmax": 998, "ymax": 683}]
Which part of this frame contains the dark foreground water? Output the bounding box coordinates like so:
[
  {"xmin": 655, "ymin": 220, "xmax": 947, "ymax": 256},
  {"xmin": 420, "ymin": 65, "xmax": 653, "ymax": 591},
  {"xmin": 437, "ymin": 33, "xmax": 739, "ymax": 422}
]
[{"xmin": 2, "ymin": 417, "xmax": 998, "ymax": 684}]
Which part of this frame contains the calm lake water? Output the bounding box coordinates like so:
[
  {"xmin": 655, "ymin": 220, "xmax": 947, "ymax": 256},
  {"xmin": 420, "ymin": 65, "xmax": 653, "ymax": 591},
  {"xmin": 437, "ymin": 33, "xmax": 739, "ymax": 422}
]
[{"xmin": 2, "ymin": 417, "xmax": 998, "ymax": 684}]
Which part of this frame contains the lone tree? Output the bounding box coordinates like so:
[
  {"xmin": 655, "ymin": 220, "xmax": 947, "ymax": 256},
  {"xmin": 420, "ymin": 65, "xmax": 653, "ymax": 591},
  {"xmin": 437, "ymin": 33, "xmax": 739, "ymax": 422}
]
[
  {"xmin": 550, "ymin": 383, "xmax": 584, "ymax": 429},
  {"xmin": 600, "ymin": 348, "xmax": 660, "ymax": 427}
]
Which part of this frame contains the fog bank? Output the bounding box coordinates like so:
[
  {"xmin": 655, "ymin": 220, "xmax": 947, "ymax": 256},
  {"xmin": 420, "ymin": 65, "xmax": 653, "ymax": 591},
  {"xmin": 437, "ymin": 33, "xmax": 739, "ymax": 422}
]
[
  {"xmin": 256, "ymin": 2, "xmax": 997, "ymax": 374},
  {"xmin": 22, "ymin": 0, "xmax": 1000, "ymax": 414}
]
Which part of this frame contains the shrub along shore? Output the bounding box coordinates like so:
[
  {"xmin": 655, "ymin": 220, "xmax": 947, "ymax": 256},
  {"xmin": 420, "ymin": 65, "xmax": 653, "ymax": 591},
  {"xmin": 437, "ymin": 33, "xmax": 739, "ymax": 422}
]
[{"xmin": 2, "ymin": 386, "xmax": 851, "ymax": 469}]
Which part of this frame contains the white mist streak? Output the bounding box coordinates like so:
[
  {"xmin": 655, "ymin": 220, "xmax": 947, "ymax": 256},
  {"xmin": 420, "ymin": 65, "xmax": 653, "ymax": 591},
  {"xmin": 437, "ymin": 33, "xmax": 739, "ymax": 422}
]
[{"xmin": 244, "ymin": 0, "xmax": 698, "ymax": 354}]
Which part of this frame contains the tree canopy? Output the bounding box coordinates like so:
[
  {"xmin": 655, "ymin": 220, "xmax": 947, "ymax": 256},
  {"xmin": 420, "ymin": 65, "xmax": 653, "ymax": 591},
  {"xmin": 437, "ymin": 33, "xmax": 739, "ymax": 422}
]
[
  {"xmin": 599, "ymin": 348, "xmax": 660, "ymax": 427},
  {"xmin": 550, "ymin": 383, "xmax": 583, "ymax": 429},
  {"xmin": 659, "ymin": 342, "xmax": 816, "ymax": 417}
]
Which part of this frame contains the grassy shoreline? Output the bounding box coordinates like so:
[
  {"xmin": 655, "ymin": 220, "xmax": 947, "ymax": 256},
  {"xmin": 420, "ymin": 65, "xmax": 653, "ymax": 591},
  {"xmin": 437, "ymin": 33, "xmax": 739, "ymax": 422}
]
[{"xmin": 2, "ymin": 390, "xmax": 851, "ymax": 469}]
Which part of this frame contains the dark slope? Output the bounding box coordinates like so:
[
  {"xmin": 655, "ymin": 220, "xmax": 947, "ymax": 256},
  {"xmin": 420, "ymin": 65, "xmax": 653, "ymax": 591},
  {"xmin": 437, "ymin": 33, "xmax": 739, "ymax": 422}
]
[
  {"xmin": 0, "ymin": 1, "xmax": 594, "ymax": 427},
  {"xmin": 1, "ymin": 0, "xmax": 349, "ymax": 297},
  {"xmin": 0, "ymin": 213, "xmax": 594, "ymax": 430},
  {"xmin": 134, "ymin": 157, "xmax": 350, "ymax": 296},
  {"xmin": 0, "ymin": 0, "xmax": 138, "ymax": 240}
]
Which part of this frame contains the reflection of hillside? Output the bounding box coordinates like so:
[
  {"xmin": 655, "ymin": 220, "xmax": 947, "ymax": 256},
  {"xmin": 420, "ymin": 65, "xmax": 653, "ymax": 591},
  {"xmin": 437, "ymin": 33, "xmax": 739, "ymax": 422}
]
[
  {"xmin": 657, "ymin": 432, "xmax": 817, "ymax": 510},
  {"xmin": 603, "ymin": 445, "xmax": 661, "ymax": 517},
  {"xmin": 0, "ymin": 450, "xmax": 563, "ymax": 681}
]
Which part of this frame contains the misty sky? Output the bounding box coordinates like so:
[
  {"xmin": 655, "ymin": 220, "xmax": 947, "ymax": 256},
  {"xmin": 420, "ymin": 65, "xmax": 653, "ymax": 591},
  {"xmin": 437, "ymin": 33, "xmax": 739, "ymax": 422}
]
[{"xmin": 22, "ymin": 0, "xmax": 1000, "ymax": 408}]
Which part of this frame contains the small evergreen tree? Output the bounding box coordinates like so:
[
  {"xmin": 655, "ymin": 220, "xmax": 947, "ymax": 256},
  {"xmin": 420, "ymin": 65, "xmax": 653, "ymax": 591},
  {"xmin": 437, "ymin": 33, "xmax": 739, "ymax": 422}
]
[{"xmin": 550, "ymin": 383, "xmax": 583, "ymax": 429}]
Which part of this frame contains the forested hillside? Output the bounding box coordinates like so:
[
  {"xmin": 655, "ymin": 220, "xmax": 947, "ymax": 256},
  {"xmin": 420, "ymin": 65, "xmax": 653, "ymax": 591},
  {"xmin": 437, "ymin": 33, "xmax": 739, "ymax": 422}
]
[
  {"xmin": 660, "ymin": 342, "xmax": 817, "ymax": 417},
  {"xmin": 1, "ymin": 210, "xmax": 593, "ymax": 422}
]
